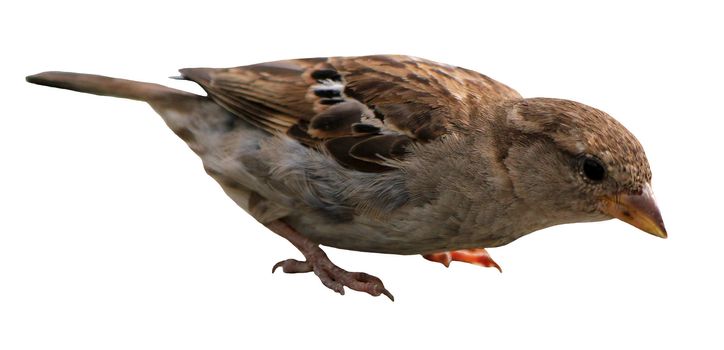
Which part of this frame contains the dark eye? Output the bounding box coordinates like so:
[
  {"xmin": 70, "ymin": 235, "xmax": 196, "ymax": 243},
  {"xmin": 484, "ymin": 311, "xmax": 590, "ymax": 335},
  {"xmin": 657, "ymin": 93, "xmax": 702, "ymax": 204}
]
[{"xmin": 581, "ymin": 156, "xmax": 606, "ymax": 182}]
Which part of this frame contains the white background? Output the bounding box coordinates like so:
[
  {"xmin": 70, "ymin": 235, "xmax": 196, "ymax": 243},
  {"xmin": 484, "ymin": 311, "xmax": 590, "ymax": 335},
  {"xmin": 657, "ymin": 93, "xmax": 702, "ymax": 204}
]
[{"xmin": 1, "ymin": 1, "xmax": 722, "ymax": 349}]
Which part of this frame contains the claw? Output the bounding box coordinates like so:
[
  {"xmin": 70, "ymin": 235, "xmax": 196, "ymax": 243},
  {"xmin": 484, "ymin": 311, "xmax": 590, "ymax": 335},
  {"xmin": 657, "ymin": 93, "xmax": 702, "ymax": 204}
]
[
  {"xmin": 265, "ymin": 219, "xmax": 394, "ymax": 300},
  {"xmin": 375, "ymin": 286, "xmax": 393, "ymax": 301},
  {"xmin": 347, "ymin": 272, "xmax": 394, "ymax": 301},
  {"xmin": 271, "ymin": 257, "xmax": 393, "ymax": 300},
  {"xmin": 423, "ymin": 248, "xmax": 502, "ymax": 272},
  {"xmin": 272, "ymin": 259, "xmax": 312, "ymax": 273},
  {"xmin": 266, "ymin": 220, "xmax": 395, "ymax": 301}
]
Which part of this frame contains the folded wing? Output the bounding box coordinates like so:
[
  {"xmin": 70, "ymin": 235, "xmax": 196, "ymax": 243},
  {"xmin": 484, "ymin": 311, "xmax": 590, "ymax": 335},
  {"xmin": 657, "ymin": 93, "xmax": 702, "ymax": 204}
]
[{"xmin": 181, "ymin": 55, "xmax": 521, "ymax": 173}]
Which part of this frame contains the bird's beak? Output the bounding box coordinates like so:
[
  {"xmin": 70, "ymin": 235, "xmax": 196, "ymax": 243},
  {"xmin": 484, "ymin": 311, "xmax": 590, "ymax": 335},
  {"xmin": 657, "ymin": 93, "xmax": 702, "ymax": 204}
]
[{"xmin": 600, "ymin": 183, "xmax": 667, "ymax": 238}]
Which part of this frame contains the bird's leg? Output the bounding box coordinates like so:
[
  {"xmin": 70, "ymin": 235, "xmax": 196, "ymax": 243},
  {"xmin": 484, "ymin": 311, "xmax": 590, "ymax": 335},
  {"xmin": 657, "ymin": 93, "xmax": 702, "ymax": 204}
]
[
  {"xmin": 423, "ymin": 248, "xmax": 502, "ymax": 272},
  {"xmin": 266, "ymin": 219, "xmax": 394, "ymax": 301}
]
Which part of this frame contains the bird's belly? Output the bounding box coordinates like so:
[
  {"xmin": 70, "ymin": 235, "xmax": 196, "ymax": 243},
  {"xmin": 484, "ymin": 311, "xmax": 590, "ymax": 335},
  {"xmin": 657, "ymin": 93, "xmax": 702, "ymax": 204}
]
[
  {"xmin": 283, "ymin": 208, "xmax": 518, "ymax": 255},
  {"xmin": 284, "ymin": 213, "xmax": 434, "ymax": 254},
  {"xmin": 156, "ymin": 103, "xmax": 527, "ymax": 254}
]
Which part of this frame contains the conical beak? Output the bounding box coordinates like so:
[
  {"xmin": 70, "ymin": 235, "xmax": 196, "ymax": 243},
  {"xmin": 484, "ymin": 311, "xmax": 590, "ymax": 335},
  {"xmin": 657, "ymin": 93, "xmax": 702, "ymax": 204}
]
[{"xmin": 600, "ymin": 183, "xmax": 667, "ymax": 238}]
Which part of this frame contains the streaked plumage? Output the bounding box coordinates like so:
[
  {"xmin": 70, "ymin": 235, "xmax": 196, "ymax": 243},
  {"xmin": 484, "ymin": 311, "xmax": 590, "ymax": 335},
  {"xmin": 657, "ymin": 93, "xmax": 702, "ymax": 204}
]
[{"xmin": 27, "ymin": 55, "xmax": 666, "ymax": 300}]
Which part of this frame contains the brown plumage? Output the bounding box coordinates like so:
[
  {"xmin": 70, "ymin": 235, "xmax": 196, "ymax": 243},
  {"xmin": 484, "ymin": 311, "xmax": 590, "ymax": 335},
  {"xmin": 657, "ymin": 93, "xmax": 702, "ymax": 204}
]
[
  {"xmin": 180, "ymin": 55, "xmax": 521, "ymax": 173},
  {"xmin": 26, "ymin": 55, "xmax": 666, "ymax": 300}
]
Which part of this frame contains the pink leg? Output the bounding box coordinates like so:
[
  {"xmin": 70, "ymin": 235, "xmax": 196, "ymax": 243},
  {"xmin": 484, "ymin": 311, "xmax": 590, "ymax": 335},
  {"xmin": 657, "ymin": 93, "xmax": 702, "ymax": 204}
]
[{"xmin": 266, "ymin": 220, "xmax": 394, "ymax": 300}]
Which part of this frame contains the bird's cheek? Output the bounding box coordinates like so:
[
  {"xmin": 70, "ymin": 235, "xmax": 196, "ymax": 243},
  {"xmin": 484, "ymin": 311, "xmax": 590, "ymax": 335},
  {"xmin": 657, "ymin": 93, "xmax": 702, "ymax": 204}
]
[{"xmin": 599, "ymin": 183, "xmax": 667, "ymax": 238}]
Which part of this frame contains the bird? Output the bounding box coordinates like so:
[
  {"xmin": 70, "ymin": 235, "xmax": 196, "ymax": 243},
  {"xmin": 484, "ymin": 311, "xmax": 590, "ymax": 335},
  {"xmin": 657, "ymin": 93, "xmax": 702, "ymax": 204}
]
[{"xmin": 26, "ymin": 55, "xmax": 666, "ymax": 301}]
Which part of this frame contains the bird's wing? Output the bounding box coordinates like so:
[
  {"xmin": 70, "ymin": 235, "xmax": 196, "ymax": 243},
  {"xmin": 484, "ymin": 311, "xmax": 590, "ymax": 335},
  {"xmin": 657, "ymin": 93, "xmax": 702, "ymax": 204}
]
[{"xmin": 180, "ymin": 55, "xmax": 521, "ymax": 172}]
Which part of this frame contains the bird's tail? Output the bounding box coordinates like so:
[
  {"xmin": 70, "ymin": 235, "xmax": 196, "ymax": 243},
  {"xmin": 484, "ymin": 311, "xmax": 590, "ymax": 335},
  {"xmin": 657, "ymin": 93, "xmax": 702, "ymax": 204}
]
[
  {"xmin": 25, "ymin": 70, "xmax": 251, "ymax": 162},
  {"xmin": 26, "ymin": 71, "xmax": 195, "ymax": 102}
]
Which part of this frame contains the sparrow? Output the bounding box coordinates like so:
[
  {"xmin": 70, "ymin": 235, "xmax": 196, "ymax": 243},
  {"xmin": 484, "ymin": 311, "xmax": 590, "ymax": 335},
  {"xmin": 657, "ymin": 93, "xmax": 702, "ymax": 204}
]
[{"xmin": 26, "ymin": 55, "xmax": 666, "ymax": 300}]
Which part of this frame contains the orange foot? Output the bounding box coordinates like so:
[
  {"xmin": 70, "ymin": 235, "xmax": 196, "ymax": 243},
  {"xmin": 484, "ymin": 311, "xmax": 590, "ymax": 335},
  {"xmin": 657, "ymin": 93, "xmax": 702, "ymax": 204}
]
[{"xmin": 423, "ymin": 248, "xmax": 502, "ymax": 272}]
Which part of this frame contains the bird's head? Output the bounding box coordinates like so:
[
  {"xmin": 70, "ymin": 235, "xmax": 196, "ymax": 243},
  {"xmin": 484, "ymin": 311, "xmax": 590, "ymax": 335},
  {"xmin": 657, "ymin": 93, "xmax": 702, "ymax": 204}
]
[{"xmin": 501, "ymin": 97, "xmax": 666, "ymax": 238}]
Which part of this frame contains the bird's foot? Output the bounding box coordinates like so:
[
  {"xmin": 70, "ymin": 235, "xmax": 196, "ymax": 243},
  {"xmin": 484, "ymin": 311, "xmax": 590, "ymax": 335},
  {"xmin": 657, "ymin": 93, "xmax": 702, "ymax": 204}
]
[
  {"xmin": 272, "ymin": 254, "xmax": 394, "ymax": 301},
  {"xmin": 266, "ymin": 220, "xmax": 394, "ymax": 301},
  {"xmin": 423, "ymin": 248, "xmax": 502, "ymax": 272}
]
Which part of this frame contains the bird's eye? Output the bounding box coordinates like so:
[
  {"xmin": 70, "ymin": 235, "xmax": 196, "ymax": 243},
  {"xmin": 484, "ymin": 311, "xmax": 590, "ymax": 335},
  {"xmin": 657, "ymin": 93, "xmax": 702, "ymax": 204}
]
[{"xmin": 581, "ymin": 156, "xmax": 606, "ymax": 182}]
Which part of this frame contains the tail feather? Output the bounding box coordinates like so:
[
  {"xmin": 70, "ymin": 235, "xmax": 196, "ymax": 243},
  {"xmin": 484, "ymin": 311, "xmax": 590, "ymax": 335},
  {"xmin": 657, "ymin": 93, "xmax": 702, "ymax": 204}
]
[{"xmin": 26, "ymin": 71, "xmax": 196, "ymax": 102}]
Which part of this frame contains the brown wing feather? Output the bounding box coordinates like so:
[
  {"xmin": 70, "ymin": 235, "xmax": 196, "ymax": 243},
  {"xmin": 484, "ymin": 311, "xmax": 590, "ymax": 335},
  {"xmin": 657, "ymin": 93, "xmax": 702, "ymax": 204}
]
[
  {"xmin": 329, "ymin": 55, "xmax": 521, "ymax": 140},
  {"xmin": 180, "ymin": 55, "xmax": 521, "ymax": 173}
]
